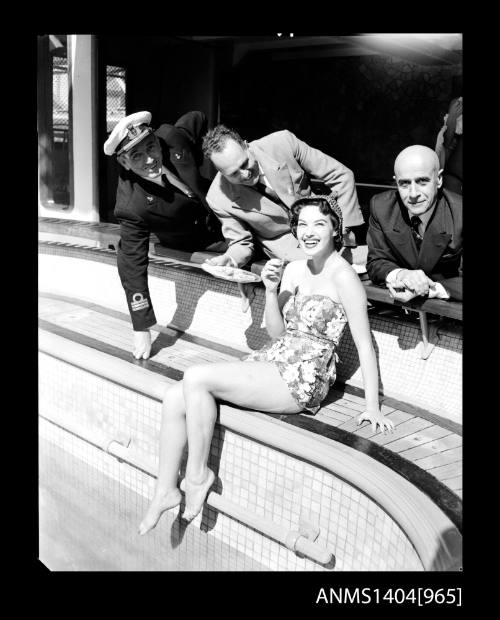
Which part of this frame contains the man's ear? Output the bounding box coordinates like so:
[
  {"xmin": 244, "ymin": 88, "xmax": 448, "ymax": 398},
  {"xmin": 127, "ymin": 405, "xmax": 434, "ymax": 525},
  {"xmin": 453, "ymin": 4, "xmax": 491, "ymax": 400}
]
[
  {"xmin": 117, "ymin": 154, "xmax": 130, "ymax": 170},
  {"xmin": 437, "ymin": 168, "xmax": 444, "ymax": 188}
]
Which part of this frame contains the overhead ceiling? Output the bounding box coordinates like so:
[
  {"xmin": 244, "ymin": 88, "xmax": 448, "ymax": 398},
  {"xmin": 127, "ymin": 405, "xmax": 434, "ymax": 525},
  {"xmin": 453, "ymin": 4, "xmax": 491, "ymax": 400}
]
[{"xmin": 178, "ymin": 34, "xmax": 462, "ymax": 66}]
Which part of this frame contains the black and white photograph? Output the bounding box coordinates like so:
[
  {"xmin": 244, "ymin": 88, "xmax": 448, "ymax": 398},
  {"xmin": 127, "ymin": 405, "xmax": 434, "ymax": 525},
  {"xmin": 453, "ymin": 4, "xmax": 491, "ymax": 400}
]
[{"xmin": 37, "ymin": 34, "xmax": 463, "ymax": 579}]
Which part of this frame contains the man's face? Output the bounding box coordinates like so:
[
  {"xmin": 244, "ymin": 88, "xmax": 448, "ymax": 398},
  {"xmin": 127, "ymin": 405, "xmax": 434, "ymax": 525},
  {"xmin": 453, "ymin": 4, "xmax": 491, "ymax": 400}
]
[
  {"xmin": 210, "ymin": 139, "xmax": 260, "ymax": 186},
  {"xmin": 118, "ymin": 134, "xmax": 163, "ymax": 179},
  {"xmin": 394, "ymin": 155, "xmax": 442, "ymax": 217}
]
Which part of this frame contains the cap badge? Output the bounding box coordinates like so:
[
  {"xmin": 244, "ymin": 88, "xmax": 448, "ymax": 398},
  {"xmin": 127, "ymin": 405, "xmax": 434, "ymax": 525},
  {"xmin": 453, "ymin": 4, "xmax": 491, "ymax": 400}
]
[{"xmin": 126, "ymin": 125, "xmax": 143, "ymax": 140}]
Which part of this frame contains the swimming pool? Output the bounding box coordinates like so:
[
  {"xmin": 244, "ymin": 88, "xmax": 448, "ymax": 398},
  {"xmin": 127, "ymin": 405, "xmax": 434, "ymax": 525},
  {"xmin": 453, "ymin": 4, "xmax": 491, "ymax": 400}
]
[
  {"xmin": 39, "ymin": 333, "xmax": 461, "ymax": 571},
  {"xmin": 38, "ymin": 233, "xmax": 462, "ymax": 571}
]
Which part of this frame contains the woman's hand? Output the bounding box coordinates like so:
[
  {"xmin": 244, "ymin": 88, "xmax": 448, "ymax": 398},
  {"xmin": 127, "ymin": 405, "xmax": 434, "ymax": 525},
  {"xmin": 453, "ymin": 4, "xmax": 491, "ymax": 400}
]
[
  {"xmin": 357, "ymin": 409, "xmax": 395, "ymax": 434},
  {"xmin": 261, "ymin": 258, "xmax": 285, "ymax": 293}
]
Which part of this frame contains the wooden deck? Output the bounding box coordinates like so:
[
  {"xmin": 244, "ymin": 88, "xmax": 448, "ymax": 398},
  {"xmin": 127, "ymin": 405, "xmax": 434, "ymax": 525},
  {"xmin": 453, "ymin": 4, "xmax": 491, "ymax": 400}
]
[{"xmin": 38, "ymin": 293, "xmax": 462, "ymax": 502}]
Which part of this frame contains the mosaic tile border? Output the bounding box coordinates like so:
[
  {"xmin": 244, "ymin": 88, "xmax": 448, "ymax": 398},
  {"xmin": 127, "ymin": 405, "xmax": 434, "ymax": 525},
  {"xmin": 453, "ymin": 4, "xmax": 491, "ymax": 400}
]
[{"xmin": 37, "ymin": 354, "xmax": 462, "ymax": 570}]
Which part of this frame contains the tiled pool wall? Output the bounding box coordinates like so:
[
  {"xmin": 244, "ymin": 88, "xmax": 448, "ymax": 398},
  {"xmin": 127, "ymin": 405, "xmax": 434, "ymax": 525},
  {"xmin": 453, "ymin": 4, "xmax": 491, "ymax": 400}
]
[
  {"xmin": 39, "ymin": 426, "xmax": 268, "ymax": 571},
  {"xmin": 39, "ymin": 248, "xmax": 462, "ymax": 422},
  {"xmin": 39, "ymin": 352, "xmax": 424, "ymax": 571}
]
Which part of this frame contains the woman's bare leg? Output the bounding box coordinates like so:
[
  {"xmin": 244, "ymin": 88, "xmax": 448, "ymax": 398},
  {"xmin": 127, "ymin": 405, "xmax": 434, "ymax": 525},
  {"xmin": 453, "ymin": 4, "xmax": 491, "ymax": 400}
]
[
  {"xmin": 181, "ymin": 361, "xmax": 301, "ymax": 520},
  {"xmin": 138, "ymin": 382, "xmax": 187, "ymax": 535}
]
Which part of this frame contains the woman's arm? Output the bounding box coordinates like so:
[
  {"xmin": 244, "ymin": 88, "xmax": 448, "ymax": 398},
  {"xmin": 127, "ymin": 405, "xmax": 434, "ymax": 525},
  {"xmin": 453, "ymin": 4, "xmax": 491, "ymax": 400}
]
[
  {"xmin": 263, "ymin": 260, "xmax": 295, "ymax": 338},
  {"xmin": 336, "ymin": 268, "xmax": 394, "ymax": 433}
]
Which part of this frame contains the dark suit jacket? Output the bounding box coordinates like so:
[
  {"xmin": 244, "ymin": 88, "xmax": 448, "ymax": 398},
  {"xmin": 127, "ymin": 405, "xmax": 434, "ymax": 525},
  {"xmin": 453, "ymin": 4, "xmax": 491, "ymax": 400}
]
[
  {"xmin": 114, "ymin": 112, "xmax": 220, "ymax": 331},
  {"xmin": 366, "ymin": 189, "xmax": 462, "ymax": 301}
]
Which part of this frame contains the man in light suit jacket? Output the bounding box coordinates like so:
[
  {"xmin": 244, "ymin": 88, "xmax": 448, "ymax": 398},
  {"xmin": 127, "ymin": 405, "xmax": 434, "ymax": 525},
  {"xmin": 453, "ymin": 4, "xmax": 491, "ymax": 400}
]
[
  {"xmin": 201, "ymin": 125, "xmax": 364, "ymax": 267},
  {"xmin": 366, "ymin": 145, "xmax": 462, "ymax": 302}
]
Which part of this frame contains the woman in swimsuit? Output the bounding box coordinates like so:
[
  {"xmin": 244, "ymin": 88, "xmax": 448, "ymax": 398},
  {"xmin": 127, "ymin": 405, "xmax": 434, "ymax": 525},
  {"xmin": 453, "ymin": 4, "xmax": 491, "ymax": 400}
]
[{"xmin": 139, "ymin": 195, "xmax": 394, "ymax": 534}]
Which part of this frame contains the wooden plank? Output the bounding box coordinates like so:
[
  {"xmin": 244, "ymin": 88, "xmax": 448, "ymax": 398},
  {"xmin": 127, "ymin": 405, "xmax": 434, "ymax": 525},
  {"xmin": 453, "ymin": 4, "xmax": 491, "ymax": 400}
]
[
  {"xmin": 321, "ymin": 401, "xmax": 362, "ymax": 418},
  {"xmin": 426, "ymin": 461, "xmax": 462, "ymax": 481},
  {"xmin": 382, "ymin": 425, "xmax": 452, "ymax": 453},
  {"xmin": 41, "ymin": 298, "xmax": 238, "ymax": 361},
  {"xmin": 414, "ymin": 446, "xmax": 462, "ymax": 470},
  {"xmin": 314, "ymin": 413, "xmax": 348, "ymax": 427},
  {"xmin": 442, "ymin": 476, "xmax": 462, "ymax": 492},
  {"xmin": 398, "ymin": 433, "xmax": 462, "ymax": 460},
  {"xmin": 350, "ymin": 409, "xmax": 414, "ymax": 437},
  {"xmin": 43, "ymin": 301, "xmax": 237, "ymax": 370},
  {"xmin": 334, "ymin": 417, "xmax": 365, "ymax": 433},
  {"xmin": 331, "ymin": 389, "xmax": 367, "ymax": 406},
  {"xmin": 325, "ymin": 397, "xmax": 366, "ymax": 413},
  {"xmin": 316, "ymin": 408, "xmax": 351, "ymax": 423},
  {"xmin": 366, "ymin": 416, "xmax": 434, "ymax": 445}
]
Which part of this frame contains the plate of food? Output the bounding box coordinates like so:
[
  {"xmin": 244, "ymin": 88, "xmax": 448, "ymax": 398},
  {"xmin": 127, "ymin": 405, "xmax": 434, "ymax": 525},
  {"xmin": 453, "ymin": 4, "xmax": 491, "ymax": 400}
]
[{"xmin": 201, "ymin": 263, "xmax": 262, "ymax": 283}]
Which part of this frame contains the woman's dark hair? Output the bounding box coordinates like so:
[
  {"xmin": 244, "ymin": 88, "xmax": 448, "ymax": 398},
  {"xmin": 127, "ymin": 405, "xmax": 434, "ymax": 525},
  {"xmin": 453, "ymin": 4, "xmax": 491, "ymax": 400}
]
[{"xmin": 289, "ymin": 195, "xmax": 343, "ymax": 251}]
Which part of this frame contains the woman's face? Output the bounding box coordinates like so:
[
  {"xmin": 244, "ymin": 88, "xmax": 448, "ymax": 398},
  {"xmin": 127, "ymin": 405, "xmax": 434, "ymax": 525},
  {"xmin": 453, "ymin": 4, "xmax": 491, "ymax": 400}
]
[{"xmin": 296, "ymin": 205, "xmax": 336, "ymax": 256}]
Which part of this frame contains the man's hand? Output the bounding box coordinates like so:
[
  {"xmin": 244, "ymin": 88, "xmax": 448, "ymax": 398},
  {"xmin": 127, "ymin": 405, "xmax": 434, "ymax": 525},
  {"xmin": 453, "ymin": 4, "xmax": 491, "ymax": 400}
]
[
  {"xmin": 447, "ymin": 97, "xmax": 463, "ymax": 124},
  {"xmin": 387, "ymin": 284, "xmax": 419, "ymax": 303},
  {"xmin": 205, "ymin": 253, "xmax": 236, "ymax": 267},
  {"xmin": 387, "ymin": 273, "xmax": 438, "ymax": 303},
  {"xmin": 133, "ymin": 330, "xmax": 152, "ymax": 360},
  {"xmin": 397, "ymin": 269, "xmax": 434, "ymax": 297}
]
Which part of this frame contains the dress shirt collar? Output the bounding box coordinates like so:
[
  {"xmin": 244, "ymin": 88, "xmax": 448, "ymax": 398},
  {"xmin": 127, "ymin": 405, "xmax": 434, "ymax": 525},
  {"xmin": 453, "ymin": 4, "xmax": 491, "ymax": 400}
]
[{"xmin": 412, "ymin": 200, "xmax": 437, "ymax": 235}]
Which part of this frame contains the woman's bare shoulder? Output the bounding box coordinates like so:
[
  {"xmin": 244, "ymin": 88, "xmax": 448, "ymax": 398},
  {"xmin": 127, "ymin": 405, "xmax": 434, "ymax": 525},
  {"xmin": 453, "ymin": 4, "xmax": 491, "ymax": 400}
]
[{"xmin": 331, "ymin": 256, "xmax": 364, "ymax": 289}]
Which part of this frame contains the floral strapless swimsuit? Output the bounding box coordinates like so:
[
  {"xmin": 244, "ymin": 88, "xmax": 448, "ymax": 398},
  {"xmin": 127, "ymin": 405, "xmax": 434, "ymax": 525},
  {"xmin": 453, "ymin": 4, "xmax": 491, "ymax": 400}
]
[{"xmin": 243, "ymin": 292, "xmax": 348, "ymax": 413}]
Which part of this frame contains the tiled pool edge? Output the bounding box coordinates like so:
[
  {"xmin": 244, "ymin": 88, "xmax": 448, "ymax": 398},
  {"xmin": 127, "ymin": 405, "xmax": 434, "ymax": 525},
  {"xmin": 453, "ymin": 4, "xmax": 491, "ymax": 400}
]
[
  {"xmin": 39, "ymin": 244, "xmax": 463, "ymax": 424},
  {"xmin": 39, "ymin": 329, "xmax": 462, "ymax": 571}
]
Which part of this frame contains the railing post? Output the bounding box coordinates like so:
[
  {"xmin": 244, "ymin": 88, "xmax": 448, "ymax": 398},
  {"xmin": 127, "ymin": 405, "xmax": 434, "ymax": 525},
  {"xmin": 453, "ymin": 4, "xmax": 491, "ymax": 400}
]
[{"xmin": 416, "ymin": 310, "xmax": 439, "ymax": 360}]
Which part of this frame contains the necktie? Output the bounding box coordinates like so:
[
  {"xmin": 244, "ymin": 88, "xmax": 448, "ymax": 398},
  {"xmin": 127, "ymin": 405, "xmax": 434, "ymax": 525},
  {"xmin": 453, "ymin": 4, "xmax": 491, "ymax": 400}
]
[
  {"xmin": 254, "ymin": 181, "xmax": 280, "ymax": 204},
  {"xmin": 410, "ymin": 216, "xmax": 423, "ymax": 250}
]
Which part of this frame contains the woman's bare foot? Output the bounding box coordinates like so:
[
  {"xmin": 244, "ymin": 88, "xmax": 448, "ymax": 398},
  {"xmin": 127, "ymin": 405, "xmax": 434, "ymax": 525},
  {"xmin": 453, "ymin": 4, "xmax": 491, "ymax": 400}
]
[
  {"xmin": 181, "ymin": 469, "xmax": 215, "ymax": 522},
  {"xmin": 138, "ymin": 488, "xmax": 182, "ymax": 535}
]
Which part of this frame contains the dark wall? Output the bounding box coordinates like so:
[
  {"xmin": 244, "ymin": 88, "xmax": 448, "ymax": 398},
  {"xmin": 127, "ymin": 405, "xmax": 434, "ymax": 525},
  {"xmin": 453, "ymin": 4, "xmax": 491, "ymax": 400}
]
[
  {"xmin": 96, "ymin": 37, "xmax": 461, "ymax": 220},
  {"xmin": 97, "ymin": 35, "xmax": 218, "ymax": 220},
  {"xmin": 219, "ymin": 52, "xmax": 461, "ymax": 184}
]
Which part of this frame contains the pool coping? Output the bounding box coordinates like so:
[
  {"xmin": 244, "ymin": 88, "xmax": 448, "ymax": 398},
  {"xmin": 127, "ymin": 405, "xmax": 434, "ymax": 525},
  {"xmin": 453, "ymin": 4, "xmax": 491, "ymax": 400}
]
[{"xmin": 39, "ymin": 327, "xmax": 462, "ymax": 569}]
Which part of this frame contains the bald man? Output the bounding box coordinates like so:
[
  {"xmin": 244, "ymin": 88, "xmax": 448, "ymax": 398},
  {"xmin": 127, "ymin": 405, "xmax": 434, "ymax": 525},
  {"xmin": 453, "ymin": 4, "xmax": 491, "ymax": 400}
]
[{"xmin": 366, "ymin": 145, "xmax": 462, "ymax": 302}]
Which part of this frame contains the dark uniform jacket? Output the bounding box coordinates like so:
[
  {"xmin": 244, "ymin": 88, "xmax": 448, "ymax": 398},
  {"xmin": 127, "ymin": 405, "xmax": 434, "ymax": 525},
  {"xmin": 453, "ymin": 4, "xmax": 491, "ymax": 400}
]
[
  {"xmin": 366, "ymin": 188, "xmax": 462, "ymax": 301},
  {"xmin": 114, "ymin": 113, "xmax": 221, "ymax": 331}
]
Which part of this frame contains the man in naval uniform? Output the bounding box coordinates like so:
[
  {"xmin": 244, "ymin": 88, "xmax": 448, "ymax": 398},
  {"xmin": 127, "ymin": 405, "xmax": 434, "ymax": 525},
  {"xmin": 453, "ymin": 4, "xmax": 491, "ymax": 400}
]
[{"xmin": 104, "ymin": 111, "xmax": 226, "ymax": 359}]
